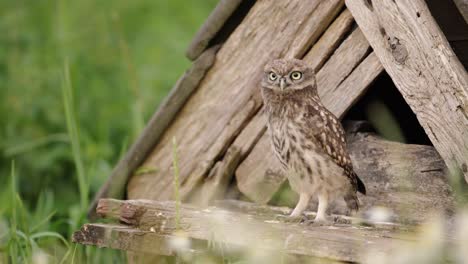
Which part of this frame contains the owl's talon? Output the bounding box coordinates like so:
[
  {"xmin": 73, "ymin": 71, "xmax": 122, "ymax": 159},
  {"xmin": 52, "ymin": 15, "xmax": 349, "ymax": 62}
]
[
  {"xmin": 274, "ymin": 213, "xmax": 309, "ymax": 224},
  {"xmin": 305, "ymin": 218, "xmax": 330, "ymax": 226},
  {"xmin": 333, "ymin": 215, "xmax": 351, "ymax": 225}
]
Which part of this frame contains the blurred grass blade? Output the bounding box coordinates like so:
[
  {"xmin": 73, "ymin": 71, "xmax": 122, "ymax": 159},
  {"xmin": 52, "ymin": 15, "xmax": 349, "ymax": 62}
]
[
  {"xmin": 30, "ymin": 231, "xmax": 70, "ymax": 249},
  {"xmin": 366, "ymin": 100, "xmax": 406, "ymax": 143},
  {"xmin": 71, "ymin": 244, "xmax": 78, "ymax": 264},
  {"xmin": 30, "ymin": 211, "xmax": 56, "ymax": 233},
  {"xmin": 4, "ymin": 133, "xmax": 69, "ymax": 157},
  {"xmin": 10, "ymin": 160, "xmax": 17, "ymax": 240},
  {"xmin": 9, "ymin": 161, "xmax": 18, "ymax": 264},
  {"xmin": 62, "ymin": 59, "xmax": 88, "ymax": 211}
]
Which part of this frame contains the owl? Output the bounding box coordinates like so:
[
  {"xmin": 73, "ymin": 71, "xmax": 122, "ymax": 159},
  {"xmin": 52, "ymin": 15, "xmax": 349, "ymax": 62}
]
[{"xmin": 261, "ymin": 58, "xmax": 366, "ymax": 223}]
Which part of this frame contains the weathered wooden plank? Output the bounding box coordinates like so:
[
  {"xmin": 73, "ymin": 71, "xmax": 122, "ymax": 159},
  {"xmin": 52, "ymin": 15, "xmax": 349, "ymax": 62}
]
[
  {"xmin": 346, "ymin": 0, "xmax": 468, "ymax": 182},
  {"xmin": 346, "ymin": 132, "xmax": 455, "ymax": 223},
  {"xmin": 189, "ymin": 146, "xmax": 242, "ymax": 206},
  {"xmin": 325, "ymin": 52, "xmax": 383, "ymax": 115},
  {"xmin": 73, "ymin": 223, "xmax": 206, "ymax": 256},
  {"xmin": 81, "ymin": 198, "xmax": 420, "ymax": 262},
  {"xmin": 236, "ymin": 29, "xmax": 379, "ymax": 203},
  {"xmin": 186, "ymin": 0, "xmax": 244, "ymax": 61},
  {"xmin": 425, "ymin": 0, "xmax": 468, "ymax": 69},
  {"xmin": 304, "ymin": 8, "xmax": 355, "ymax": 71},
  {"xmin": 316, "ymin": 28, "xmax": 371, "ymax": 92},
  {"xmin": 283, "ymin": 0, "xmax": 344, "ymax": 59},
  {"xmin": 127, "ymin": 0, "xmax": 345, "ymax": 202},
  {"xmin": 88, "ymin": 46, "xmax": 220, "ymax": 219},
  {"xmin": 73, "ymin": 223, "xmax": 340, "ymax": 263}
]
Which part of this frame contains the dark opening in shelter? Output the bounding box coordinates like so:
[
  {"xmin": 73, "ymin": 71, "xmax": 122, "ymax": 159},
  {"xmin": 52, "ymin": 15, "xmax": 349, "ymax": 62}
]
[{"xmin": 343, "ymin": 72, "xmax": 432, "ymax": 145}]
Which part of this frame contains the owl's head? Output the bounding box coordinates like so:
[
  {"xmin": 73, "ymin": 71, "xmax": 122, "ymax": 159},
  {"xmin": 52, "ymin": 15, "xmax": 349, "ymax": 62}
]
[{"xmin": 262, "ymin": 58, "xmax": 316, "ymax": 93}]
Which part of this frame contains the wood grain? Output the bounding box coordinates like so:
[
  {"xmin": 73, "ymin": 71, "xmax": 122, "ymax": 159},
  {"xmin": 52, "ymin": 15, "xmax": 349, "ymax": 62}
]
[
  {"xmin": 127, "ymin": 0, "xmax": 345, "ymax": 201},
  {"xmin": 347, "ymin": 132, "xmax": 454, "ymax": 223},
  {"xmin": 316, "ymin": 28, "xmax": 370, "ymax": 94},
  {"xmin": 346, "ymin": 0, "xmax": 468, "ymax": 182},
  {"xmin": 304, "ymin": 8, "xmax": 355, "ymax": 71}
]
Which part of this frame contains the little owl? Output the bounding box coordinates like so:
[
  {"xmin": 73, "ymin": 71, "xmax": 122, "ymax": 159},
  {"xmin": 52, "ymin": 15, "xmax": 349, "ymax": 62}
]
[{"xmin": 261, "ymin": 58, "xmax": 366, "ymax": 223}]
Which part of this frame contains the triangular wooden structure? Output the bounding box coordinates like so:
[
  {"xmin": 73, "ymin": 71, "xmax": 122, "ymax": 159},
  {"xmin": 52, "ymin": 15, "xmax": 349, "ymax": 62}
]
[{"xmin": 78, "ymin": 0, "xmax": 468, "ymax": 262}]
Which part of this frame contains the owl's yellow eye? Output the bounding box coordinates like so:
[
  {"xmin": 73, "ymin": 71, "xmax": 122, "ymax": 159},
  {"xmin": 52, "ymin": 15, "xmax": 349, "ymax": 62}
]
[
  {"xmin": 268, "ymin": 72, "xmax": 277, "ymax": 81},
  {"xmin": 291, "ymin": 71, "xmax": 302, "ymax": 80}
]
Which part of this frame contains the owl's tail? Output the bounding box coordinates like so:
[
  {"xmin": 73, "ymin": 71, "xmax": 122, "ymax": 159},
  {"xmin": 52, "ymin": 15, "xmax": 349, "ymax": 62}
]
[
  {"xmin": 344, "ymin": 192, "xmax": 360, "ymax": 214},
  {"xmin": 353, "ymin": 172, "xmax": 366, "ymax": 195}
]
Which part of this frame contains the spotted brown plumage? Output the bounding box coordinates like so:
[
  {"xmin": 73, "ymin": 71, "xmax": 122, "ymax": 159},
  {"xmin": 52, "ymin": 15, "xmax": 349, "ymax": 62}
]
[{"xmin": 261, "ymin": 58, "xmax": 366, "ymax": 222}]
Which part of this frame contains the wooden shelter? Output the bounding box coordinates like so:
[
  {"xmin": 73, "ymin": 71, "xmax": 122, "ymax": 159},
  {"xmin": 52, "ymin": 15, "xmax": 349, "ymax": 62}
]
[{"xmin": 74, "ymin": 0, "xmax": 468, "ymax": 262}]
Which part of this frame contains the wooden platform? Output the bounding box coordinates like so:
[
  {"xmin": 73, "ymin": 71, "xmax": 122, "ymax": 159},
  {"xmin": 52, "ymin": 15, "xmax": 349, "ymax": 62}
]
[{"xmin": 74, "ymin": 199, "xmax": 427, "ymax": 263}]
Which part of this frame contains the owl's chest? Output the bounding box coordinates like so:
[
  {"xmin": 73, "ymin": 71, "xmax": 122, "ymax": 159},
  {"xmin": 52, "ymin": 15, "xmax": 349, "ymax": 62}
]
[{"xmin": 268, "ymin": 116, "xmax": 313, "ymax": 166}]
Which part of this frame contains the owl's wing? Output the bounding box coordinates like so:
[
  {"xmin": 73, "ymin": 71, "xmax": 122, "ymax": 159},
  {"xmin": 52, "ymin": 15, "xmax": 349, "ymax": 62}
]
[{"xmin": 304, "ymin": 104, "xmax": 366, "ymax": 194}]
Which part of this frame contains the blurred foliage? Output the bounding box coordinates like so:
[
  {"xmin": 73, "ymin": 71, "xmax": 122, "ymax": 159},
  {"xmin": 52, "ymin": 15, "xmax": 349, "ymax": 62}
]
[{"xmin": 0, "ymin": 0, "xmax": 217, "ymax": 262}]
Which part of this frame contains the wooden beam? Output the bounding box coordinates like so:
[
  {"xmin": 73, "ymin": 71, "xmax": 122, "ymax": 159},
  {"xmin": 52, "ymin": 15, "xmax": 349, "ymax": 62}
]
[
  {"xmin": 186, "ymin": 0, "xmax": 248, "ymax": 61},
  {"xmin": 88, "ymin": 46, "xmax": 220, "ymax": 219},
  {"xmin": 346, "ymin": 0, "xmax": 468, "ymax": 182},
  {"xmin": 127, "ymin": 0, "xmax": 345, "ymax": 202},
  {"xmin": 304, "ymin": 8, "xmax": 355, "ymax": 71},
  {"xmin": 74, "ymin": 198, "xmax": 423, "ymax": 262}
]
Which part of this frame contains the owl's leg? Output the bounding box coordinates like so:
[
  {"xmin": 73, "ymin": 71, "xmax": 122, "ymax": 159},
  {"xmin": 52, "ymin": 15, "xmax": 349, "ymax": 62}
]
[
  {"xmin": 274, "ymin": 193, "xmax": 310, "ymax": 223},
  {"xmin": 315, "ymin": 193, "xmax": 329, "ymax": 222},
  {"xmin": 290, "ymin": 193, "xmax": 311, "ymax": 217}
]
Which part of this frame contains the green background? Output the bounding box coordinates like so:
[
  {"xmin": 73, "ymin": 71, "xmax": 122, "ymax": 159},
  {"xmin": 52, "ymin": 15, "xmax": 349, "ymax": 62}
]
[{"xmin": 0, "ymin": 0, "xmax": 217, "ymax": 262}]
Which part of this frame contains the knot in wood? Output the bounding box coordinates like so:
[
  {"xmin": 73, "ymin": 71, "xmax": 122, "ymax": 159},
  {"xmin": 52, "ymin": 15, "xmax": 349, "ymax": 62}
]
[
  {"xmin": 121, "ymin": 204, "xmax": 147, "ymax": 225},
  {"xmin": 388, "ymin": 37, "xmax": 408, "ymax": 65},
  {"xmin": 364, "ymin": 0, "xmax": 374, "ymax": 11}
]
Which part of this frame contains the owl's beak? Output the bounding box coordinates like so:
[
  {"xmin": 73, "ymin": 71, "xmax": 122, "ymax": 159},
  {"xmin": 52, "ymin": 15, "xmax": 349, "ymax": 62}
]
[{"xmin": 280, "ymin": 78, "xmax": 286, "ymax": 91}]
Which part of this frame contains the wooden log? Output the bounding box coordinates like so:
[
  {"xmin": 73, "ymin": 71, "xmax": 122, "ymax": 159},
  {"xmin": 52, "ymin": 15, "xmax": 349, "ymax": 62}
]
[
  {"xmin": 348, "ymin": 132, "xmax": 454, "ymax": 223},
  {"xmin": 88, "ymin": 46, "xmax": 220, "ymax": 219},
  {"xmin": 127, "ymin": 0, "xmax": 345, "ymax": 202},
  {"xmin": 75, "ymin": 198, "xmax": 461, "ymax": 262},
  {"xmin": 236, "ymin": 27, "xmax": 381, "ymax": 203},
  {"xmin": 345, "ymin": 0, "xmax": 468, "ymax": 182},
  {"xmin": 186, "ymin": 0, "xmax": 246, "ymax": 61}
]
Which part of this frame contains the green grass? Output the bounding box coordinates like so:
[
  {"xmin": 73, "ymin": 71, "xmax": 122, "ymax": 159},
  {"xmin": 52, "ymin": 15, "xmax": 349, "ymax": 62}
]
[{"xmin": 0, "ymin": 0, "xmax": 217, "ymax": 262}]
